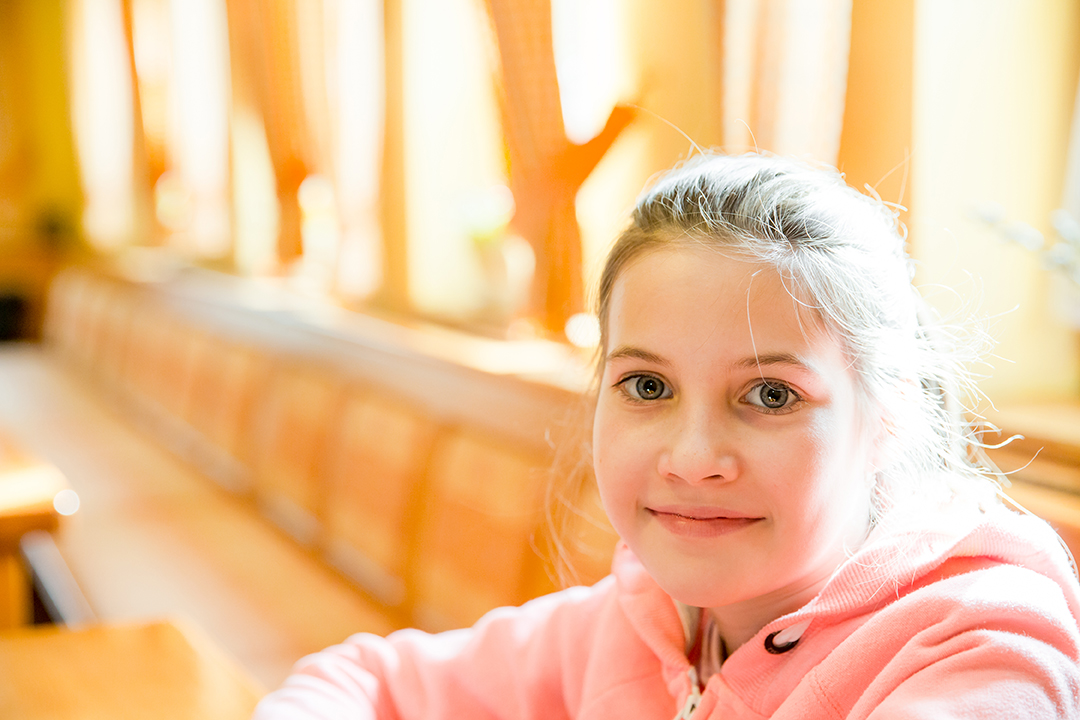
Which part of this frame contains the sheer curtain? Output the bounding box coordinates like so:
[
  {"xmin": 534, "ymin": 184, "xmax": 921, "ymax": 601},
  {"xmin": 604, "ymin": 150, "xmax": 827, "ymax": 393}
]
[
  {"xmin": 1063, "ymin": 75, "xmax": 1080, "ymax": 228},
  {"xmin": 1051, "ymin": 69, "xmax": 1080, "ymax": 325},
  {"xmin": 225, "ymin": 0, "xmax": 383, "ymax": 295},
  {"xmin": 68, "ymin": 0, "xmax": 138, "ymax": 250},
  {"xmin": 715, "ymin": 0, "xmax": 852, "ymax": 164}
]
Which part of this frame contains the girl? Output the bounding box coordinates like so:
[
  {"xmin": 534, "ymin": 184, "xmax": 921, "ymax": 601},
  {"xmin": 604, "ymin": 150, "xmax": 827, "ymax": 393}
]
[{"xmin": 253, "ymin": 153, "xmax": 1080, "ymax": 719}]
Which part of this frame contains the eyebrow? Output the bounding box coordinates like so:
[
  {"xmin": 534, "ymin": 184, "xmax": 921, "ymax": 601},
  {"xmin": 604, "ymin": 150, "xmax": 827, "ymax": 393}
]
[
  {"xmin": 605, "ymin": 346, "xmax": 670, "ymax": 366},
  {"xmin": 605, "ymin": 346, "xmax": 812, "ymax": 372},
  {"xmin": 732, "ymin": 352, "xmax": 810, "ymax": 371}
]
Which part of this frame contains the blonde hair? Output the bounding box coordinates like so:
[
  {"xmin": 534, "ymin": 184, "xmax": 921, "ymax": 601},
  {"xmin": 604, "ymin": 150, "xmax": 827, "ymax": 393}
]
[
  {"xmin": 598, "ymin": 152, "xmax": 996, "ymax": 518},
  {"xmin": 545, "ymin": 152, "xmax": 998, "ymax": 586}
]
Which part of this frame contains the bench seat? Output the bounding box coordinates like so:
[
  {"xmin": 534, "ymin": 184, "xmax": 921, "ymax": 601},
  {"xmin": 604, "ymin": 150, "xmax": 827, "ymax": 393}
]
[{"xmin": 0, "ymin": 345, "xmax": 396, "ymax": 688}]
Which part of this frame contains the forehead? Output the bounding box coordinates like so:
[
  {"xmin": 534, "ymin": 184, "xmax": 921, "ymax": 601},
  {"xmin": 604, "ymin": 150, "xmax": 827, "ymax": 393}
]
[{"xmin": 604, "ymin": 247, "xmax": 843, "ymax": 370}]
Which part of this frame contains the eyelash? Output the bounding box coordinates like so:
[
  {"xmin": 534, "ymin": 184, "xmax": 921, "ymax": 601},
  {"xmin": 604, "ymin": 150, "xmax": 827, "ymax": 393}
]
[
  {"xmin": 615, "ymin": 374, "xmax": 672, "ymax": 402},
  {"xmin": 613, "ymin": 376, "xmax": 803, "ymax": 414},
  {"xmin": 742, "ymin": 381, "xmax": 802, "ymax": 414}
]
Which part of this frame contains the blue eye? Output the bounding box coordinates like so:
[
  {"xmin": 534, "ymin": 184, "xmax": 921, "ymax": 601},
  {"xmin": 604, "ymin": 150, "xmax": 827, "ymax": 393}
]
[
  {"xmin": 744, "ymin": 382, "xmax": 798, "ymax": 411},
  {"xmin": 621, "ymin": 375, "xmax": 671, "ymax": 401}
]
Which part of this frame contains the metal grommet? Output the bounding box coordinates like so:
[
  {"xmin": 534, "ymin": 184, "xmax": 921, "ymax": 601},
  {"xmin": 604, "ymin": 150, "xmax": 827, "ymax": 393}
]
[{"xmin": 764, "ymin": 630, "xmax": 799, "ymax": 655}]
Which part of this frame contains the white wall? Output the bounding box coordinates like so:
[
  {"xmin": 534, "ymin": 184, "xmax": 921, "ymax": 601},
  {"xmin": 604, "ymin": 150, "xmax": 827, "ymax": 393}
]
[{"xmin": 911, "ymin": 0, "xmax": 1080, "ymax": 404}]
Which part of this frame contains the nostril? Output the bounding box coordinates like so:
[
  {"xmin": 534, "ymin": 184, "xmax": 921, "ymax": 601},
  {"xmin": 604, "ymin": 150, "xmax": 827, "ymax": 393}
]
[
  {"xmin": 681, "ymin": 472, "xmax": 728, "ymax": 485},
  {"xmin": 657, "ymin": 421, "xmax": 739, "ymax": 484}
]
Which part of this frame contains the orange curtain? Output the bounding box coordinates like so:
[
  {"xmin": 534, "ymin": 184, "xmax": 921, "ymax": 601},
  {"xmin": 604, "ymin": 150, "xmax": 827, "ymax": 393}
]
[
  {"xmin": 120, "ymin": 0, "xmax": 161, "ymax": 246},
  {"xmin": 483, "ymin": 0, "xmax": 632, "ymax": 336},
  {"xmin": 225, "ymin": 0, "xmax": 315, "ymax": 266},
  {"xmin": 715, "ymin": 0, "xmax": 852, "ymax": 164},
  {"xmin": 0, "ymin": 0, "xmax": 83, "ymax": 242}
]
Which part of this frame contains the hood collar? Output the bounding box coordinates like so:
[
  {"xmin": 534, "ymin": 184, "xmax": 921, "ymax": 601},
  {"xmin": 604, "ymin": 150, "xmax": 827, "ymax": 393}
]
[{"xmin": 613, "ymin": 499, "xmax": 1080, "ymax": 675}]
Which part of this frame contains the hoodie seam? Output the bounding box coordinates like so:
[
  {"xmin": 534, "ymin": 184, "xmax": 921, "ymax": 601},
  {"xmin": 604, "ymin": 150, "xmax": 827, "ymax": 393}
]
[
  {"xmin": 575, "ymin": 668, "xmax": 682, "ymax": 718},
  {"xmin": 808, "ymin": 670, "xmax": 845, "ymax": 720}
]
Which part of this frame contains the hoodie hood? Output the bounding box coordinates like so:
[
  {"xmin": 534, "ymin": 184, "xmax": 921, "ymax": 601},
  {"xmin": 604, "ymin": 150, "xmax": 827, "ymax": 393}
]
[{"xmin": 614, "ymin": 498, "xmax": 1080, "ymax": 715}]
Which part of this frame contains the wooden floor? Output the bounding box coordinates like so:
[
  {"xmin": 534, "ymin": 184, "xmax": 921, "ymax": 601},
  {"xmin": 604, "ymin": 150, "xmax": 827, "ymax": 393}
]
[{"xmin": 0, "ymin": 344, "xmax": 397, "ymax": 690}]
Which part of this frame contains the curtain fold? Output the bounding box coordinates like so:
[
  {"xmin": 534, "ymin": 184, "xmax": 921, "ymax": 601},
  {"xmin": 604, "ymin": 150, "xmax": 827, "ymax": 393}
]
[
  {"xmin": 225, "ymin": 0, "xmax": 314, "ymax": 266},
  {"xmin": 486, "ymin": 0, "xmax": 848, "ymax": 333},
  {"xmin": 483, "ymin": 0, "xmax": 631, "ymax": 335},
  {"xmin": 121, "ymin": 0, "xmax": 162, "ymax": 246}
]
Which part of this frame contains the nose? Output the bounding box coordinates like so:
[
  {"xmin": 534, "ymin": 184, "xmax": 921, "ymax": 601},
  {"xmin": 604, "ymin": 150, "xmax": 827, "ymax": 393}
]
[{"xmin": 657, "ymin": 405, "xmax": 739, "ymax": 484}]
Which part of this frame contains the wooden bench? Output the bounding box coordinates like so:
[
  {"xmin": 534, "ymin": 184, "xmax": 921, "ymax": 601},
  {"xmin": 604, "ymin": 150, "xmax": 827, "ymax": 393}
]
[
  {"xmin": 12, "ymin": 262, "xmax": 617, "ymax": 686},
  {"xmin": 0, "ymin": 345, "xmax": 400, "ymax": 687}
]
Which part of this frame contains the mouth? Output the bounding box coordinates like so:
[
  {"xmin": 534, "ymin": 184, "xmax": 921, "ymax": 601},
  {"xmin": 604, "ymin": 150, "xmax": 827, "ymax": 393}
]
[{"xmin": 647, "ymin": 507, "xmax": 763, "ymax": 538}]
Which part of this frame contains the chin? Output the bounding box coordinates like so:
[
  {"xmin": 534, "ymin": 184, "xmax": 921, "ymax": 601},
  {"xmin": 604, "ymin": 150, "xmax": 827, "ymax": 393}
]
[{"xmin": 652, "ymin": 571, "xmax": 735, "ymax": 609}]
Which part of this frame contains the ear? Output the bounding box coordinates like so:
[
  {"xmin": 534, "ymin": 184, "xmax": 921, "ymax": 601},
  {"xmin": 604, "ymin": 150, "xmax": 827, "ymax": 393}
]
[
  {"xmin": 867, "ymin": 375, "xmax": 921, "ymax": 476},
  {"xmin": 865, "ymin": 402, "xmax": 899, "ymax": 479}
]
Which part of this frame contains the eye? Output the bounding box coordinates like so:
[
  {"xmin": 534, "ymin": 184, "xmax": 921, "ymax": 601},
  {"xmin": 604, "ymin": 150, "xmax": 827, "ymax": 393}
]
[
  {"xmin": 619, "ymin": 374, "xmax": 672, "ymax": 401},
  {"xmin": 743, "ymin": 382, "xmax": 800, "ymax": 412}
]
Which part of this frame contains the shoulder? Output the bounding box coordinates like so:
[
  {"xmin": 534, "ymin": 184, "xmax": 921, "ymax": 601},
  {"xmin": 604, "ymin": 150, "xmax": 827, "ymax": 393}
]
[
  {"xmin": 888, "ymin": 555, "xmax": 1079, "ymax": 646},
  {"xmin": 832, "ymin": 561, "xmax": 1080, "ymax": 718},
  {"xmin": 931, "ymin": 502, "xmax": 1080, "ymax": 626},
  {"xmin": 862, "ymin": 501, "xmax": 1080, "ymax": 655},
  {"xmin": 797, "ymin": 507, "xmax": 1080, "ymax": 718}
]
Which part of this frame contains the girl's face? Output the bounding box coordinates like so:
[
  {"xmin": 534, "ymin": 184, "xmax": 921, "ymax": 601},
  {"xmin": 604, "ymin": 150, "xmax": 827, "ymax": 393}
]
[{"xmin": 593, "ymin": 247, "xmax": 879, "ymax": 633}]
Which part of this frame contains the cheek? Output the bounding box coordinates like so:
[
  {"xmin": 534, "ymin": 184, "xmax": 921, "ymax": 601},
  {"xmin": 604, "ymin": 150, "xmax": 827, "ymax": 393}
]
[
  {"xmin": 592, "ymin": 406, "xmax": 647, "ymax": 518},
  {"xmin": 756, "ymin": 417, "xmax": 856, "ymax": 509},
  {"xmin": 781, "ymin": 413, "xmax": 875, "ymax": 532},
  {"xmin": 754, "ymin": 437, "xmax": 829, "ymax": 513},
  {"xmin": 592, "ymin": 408, "xmax": 624, "ymax": 481},
  {"xmin": 592, "ymin": 397, "xmax": 637, "ymax": 464}
]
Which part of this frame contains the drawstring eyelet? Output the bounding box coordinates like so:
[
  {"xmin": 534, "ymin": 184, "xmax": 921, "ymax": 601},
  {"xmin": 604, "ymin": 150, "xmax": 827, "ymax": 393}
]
[
  {"xmin": 764, "ymin": 619, "xmax": 810, "ymax": 654},
  {"xmin": 764, "ymin": 630, "xmax": 798, "ymax": 654}
]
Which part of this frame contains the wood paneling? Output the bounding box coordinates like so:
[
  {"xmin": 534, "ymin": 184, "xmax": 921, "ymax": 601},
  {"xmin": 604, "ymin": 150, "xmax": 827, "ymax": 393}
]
[
  {"xmin": 411, "ymin": 429, "xmax": 549, "ymax": 631},
  {"xmin": 323, "ymin": 390, "xmax": 438, "ymax": 608}
]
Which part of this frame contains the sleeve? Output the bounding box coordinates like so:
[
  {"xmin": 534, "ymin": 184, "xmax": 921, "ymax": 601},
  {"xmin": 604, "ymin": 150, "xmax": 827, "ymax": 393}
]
[{"xmin": 250, "ymin": 579, "xmax": 614, "ymax": 720}]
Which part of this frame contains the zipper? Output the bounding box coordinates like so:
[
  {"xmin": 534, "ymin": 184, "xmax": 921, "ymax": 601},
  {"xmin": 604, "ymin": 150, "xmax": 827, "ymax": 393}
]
[{"xmin": 673, "ymin": 667, "xmax": 702, "ymax": 720}]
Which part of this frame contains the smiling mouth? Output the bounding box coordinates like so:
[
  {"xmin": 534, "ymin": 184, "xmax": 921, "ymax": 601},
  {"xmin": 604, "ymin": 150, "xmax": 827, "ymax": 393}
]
[{"xmin": 648, "ymin": 508, "xmax": 763, "ymax": 538}]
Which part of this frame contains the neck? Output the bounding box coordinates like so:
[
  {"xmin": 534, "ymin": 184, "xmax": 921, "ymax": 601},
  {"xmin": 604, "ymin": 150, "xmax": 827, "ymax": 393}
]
[{"xmin": 706, "ymin": 565, "xmax": 833, "ymax": 654}]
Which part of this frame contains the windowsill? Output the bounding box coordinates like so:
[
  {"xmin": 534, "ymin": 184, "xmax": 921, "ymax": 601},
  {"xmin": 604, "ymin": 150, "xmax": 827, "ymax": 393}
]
[
  {"xmin": 983, "ymin": 403, "xmax": 1080, "ymax": 496},
  {"xmin": 104, "ymin": 250, "xmax": 596, "ymax": 396}
]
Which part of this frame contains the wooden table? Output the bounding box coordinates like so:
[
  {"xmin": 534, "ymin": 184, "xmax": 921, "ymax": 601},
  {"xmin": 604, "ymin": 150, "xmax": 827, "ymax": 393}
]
[
  {"xmin": 0, "ymin": 619, "xmax": 264, "ymax": 719},
  {"xmin": 0, "ymin": 432, "xmax": 70, "ymax": 627}
]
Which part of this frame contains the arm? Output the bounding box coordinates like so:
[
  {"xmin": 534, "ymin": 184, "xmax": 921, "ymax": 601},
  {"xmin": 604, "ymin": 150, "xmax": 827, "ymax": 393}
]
[{"xmin": 252, "ymin": 580, "xmax": 614, "ymax": 720}]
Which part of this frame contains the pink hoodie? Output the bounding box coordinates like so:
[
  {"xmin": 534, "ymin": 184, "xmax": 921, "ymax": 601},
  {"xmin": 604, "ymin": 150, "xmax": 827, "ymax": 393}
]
[{"xmin": 253, "ymin": 503, "xmax": 1080, "ymax": 718}]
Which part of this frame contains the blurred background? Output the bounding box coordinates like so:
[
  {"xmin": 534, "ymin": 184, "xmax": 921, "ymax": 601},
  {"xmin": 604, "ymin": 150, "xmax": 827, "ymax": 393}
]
[
  {"xmin": 0, "ymin": 0, "xmax": 1076, "ymax": 400},
  {"xmin": 1, "ymin": 0, "xmax": 1080, "ymax": 697}
]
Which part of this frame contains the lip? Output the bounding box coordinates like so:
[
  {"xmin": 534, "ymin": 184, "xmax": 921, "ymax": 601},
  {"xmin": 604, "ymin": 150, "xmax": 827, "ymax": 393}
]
[{"xmin": 647, "ymin": 506, "xmax": 763, "ymax": 538}]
